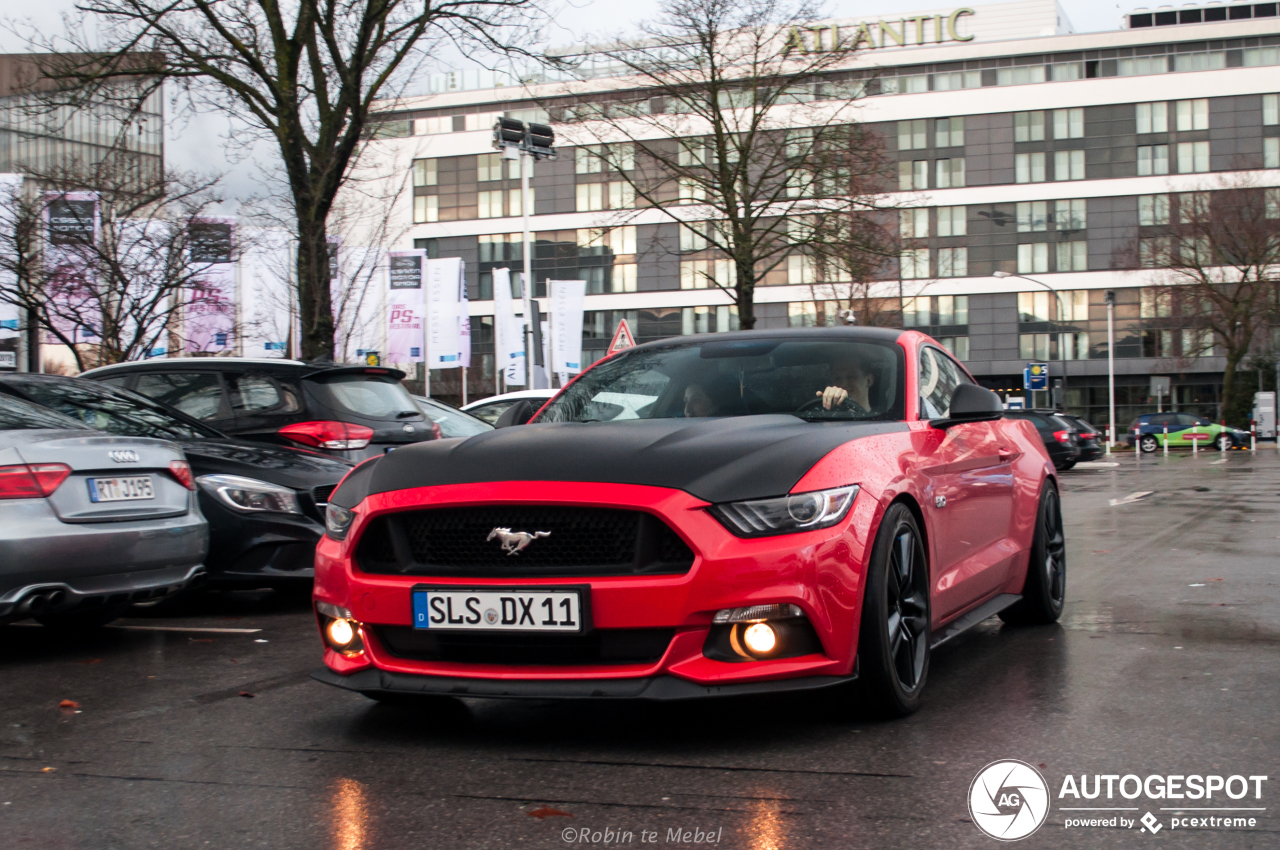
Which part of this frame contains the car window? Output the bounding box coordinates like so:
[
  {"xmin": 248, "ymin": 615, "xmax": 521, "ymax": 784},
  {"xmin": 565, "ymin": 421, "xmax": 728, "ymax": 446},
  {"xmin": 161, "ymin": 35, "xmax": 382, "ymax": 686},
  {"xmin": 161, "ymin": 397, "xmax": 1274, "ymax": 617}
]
[
  {"xmin": 132, "ymin": 372, "xmax": 226, "ymax": 420},
  {"xmin": 1175, "ymin": 413, "xmax": 1199, "ymax": 427},
  {"xmin": 918, "ymin": 346, "xmax": 968, "ymax": 420},
  {"xmin": 417, "ymin": 399, "xmax": 493, "ymax": 437},
  {"xmin": 1149, "ymin": 413, "xmax": 1174, "ymax": 427},
  {"xmin": 10, "ymin": 380, "xmax": 216, "ymax": 440},
  {"xmin": 0, "ymin": 394, "xmax": 89, "ymax": 430},
  {"xmin": 309, "ymin": 373, "xmax": 420, "ymax": 420},
  {"xmin": 95, "ymin": 376, "xmax": 129, "ymax": 389},
  {"xmin": 468, "ymin": 400, "xmax": 515, "ymax": 425},
  {"xmin": 228, "ymin": 374, "xmax": 301, "ymax": 414}
]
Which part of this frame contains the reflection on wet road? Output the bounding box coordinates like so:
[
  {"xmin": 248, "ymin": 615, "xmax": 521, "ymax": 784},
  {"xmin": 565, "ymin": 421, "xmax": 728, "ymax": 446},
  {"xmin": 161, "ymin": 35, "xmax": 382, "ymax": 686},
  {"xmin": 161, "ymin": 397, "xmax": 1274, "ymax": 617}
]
[{"xmin": 1, "ymin": 451, "xmax": 1277, "ymax": 848}]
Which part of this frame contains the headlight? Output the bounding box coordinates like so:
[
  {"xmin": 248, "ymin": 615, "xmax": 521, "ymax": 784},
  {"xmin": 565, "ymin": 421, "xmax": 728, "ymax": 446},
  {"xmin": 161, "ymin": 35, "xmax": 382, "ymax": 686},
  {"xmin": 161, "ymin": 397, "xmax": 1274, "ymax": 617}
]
[
  {"xmin": 709, "ymin": 485, "xmax": 858, "ymax": 537},
  {"xmin": 325, "ymin": 503, "xmax": 356, "ymax": 539},
  {"xmin": 196, "ymin": 474, "xmax": 301, "ymax": 514}
]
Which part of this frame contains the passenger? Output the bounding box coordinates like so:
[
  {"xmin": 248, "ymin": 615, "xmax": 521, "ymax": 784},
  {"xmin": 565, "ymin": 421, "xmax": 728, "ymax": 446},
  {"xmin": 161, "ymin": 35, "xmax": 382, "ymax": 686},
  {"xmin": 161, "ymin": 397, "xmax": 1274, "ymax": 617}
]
[
  {"xmin": 683, "ymin": 383, "xmax": 718, "ymax": 417},
  {"xmin": 817, "ymin": 355, "xmax": 877, "ymax": 412}
]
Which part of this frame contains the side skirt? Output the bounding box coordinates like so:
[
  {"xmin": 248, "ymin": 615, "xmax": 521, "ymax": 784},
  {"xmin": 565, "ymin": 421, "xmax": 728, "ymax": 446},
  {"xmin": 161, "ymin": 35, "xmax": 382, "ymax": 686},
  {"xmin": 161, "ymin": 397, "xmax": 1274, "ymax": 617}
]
[{"xmin": 929, "ymin": 593, "xmax": 1022, "ymax": 650}]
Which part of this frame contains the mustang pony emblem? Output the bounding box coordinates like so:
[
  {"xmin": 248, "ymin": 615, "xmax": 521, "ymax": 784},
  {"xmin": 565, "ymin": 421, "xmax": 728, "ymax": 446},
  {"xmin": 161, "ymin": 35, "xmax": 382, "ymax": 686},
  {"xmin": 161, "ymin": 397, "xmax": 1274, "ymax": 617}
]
[{"xmin": 487, "ymin": 527, "xmax": 551, "ymax": 555}]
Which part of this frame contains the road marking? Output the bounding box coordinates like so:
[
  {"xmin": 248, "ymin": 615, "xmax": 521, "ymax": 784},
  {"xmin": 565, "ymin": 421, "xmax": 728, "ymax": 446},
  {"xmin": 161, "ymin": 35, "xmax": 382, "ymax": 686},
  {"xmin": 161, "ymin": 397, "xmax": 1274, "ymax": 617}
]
[
  {"xmin": 1108, "ymin": 491, "xmax": 1153, "ymax": 506},
  {"xmin": 109, "ymin": 625, "xmax": 263, "ymax": 634},
  {"xmin": 1210, "ymin": 459, "xmax": 1228, "ymax": 465},
  {"xmin": 1076, "ymin": 461, "xmax": 1120, "ymax": 468}
]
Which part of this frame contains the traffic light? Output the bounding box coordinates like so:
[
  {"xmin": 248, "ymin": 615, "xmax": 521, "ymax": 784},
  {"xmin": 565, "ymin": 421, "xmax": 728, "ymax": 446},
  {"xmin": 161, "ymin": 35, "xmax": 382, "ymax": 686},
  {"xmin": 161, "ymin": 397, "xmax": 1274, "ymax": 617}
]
[{"xmin": 494, "ymin": 116, "xmax": 524, "ymax": 149}]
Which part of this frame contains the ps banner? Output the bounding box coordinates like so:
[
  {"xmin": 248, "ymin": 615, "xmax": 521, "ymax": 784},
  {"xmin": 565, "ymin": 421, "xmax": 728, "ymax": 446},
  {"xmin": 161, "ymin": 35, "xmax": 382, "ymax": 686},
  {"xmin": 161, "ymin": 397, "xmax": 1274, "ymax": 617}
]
[
  {"xmin": 386, "ymin": 250, "xmax": 425, "ymax": 363},
  {"xmin": 185, "ymin": 218, "xmax": 236, "ymax": 353}
]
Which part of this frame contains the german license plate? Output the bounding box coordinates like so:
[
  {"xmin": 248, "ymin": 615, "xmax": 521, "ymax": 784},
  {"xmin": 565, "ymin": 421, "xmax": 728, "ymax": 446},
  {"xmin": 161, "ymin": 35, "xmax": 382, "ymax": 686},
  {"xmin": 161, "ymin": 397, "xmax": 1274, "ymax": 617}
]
[
  {"xmin": 87, "ymin": 476, "xmax": 155, "ymax": 502},
  {"xmin": 412, "ymin": 588, "xmax": 583, "ymax": 633}
]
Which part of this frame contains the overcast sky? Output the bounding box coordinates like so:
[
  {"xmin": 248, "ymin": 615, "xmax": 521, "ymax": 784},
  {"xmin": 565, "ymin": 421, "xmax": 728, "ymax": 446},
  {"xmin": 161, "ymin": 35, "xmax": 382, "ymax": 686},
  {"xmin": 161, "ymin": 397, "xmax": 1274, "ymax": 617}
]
[{"xmin": 3, "ymin": 0, "xmax": 1133, "ymax": 210}]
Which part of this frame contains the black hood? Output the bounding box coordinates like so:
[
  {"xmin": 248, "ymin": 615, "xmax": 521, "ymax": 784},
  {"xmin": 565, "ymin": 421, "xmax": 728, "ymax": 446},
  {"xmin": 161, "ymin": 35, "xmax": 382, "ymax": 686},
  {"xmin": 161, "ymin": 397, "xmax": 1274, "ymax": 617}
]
[
  {"xmin": 348, "ymin": 415, "xmax": 907, "ymax": 505},
  {"xmin": 183, "ymin": 438, "xmax": 352, "ymax": 490}
]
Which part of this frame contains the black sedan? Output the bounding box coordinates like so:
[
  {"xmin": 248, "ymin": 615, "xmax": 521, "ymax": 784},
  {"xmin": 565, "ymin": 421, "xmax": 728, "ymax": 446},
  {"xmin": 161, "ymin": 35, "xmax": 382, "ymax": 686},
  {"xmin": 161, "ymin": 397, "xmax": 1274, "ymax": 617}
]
[
  {"xmin": 1055, "ymin": 412, "xmax": 1105, "ymax": 462},
  {"xmin": 0, "ymin": 374, "xmax": 351, "ymax": 588},
  {"xmin": 1002, "ymin": 409, "xmax": 1082, "ymax": 470}
]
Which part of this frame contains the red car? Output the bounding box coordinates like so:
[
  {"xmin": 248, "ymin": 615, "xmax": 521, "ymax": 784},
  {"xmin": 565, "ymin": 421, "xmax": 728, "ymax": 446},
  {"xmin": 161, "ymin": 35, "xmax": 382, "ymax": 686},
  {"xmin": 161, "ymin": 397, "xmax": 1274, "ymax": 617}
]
[{"xmin": 311, "ymin": 328, "xmax": 1064, "ymax": 716}]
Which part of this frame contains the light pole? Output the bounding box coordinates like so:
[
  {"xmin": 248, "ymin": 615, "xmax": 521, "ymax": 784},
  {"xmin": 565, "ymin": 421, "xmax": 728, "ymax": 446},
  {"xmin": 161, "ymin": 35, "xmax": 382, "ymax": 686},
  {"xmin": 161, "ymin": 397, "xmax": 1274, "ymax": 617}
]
[
  {"xmin": 994, "ymin": 271, "xmax": 1069, "ymax": 410},
  {"xmin": 1105, "ymin": 289, "xmax": 1117, "ymax": 449},
  {"xmin": 493, "ymin": 117, "xmax": 556, "ymax": 388}
]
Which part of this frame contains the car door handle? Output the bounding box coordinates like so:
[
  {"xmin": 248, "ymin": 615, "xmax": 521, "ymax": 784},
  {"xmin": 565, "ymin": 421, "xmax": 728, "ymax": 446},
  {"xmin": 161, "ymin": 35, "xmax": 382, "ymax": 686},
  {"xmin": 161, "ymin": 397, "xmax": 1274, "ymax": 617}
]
[{"xmin": 998, "ymin": 447, "xmax": 1016, "ymax": 461}]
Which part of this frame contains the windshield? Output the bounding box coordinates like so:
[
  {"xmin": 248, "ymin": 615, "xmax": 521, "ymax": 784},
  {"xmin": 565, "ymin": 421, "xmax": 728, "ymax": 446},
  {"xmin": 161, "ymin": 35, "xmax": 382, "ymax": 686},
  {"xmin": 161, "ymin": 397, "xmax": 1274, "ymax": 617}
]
[
  {"xmin": 311, "ymin": 374, "xmax": 421, "ymax": 420},
  {"xmin": 537, "ymin": 337, "xmax": 905, "ymax": 424},
  {"xmin": 0, "ymin": 394, "xmax": 90, "ymax": 431},
  {"xmin": 10, "ymin": 380, "xmax": 220, "ymax": 440},
  {"xmin": 417, "ymin": 398, "xmax": 492, "ymax": 437}
]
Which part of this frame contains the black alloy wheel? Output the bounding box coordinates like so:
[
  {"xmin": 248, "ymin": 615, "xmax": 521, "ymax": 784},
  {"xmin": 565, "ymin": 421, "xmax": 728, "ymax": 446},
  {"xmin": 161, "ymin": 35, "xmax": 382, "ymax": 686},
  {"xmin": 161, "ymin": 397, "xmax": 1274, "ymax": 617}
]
[
  {"xmin": 856, "ymin": 503, "xmax": 930, "ymax": 717},
  {"xmin": 1000, "ymin": 481, "xmax": 1066, "ymax": 626},
  {"xmin": 1139, "ymin": 435, "xmax": 1159, "ymax": 453}
]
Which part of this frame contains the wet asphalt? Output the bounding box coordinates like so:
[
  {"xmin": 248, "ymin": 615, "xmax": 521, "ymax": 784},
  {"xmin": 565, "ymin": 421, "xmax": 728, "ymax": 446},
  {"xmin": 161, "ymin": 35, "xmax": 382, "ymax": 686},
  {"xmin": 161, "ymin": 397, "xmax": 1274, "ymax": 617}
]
[{"xmin": 1, "ymin": 448, "xmax": 1278, "ymax": 850}]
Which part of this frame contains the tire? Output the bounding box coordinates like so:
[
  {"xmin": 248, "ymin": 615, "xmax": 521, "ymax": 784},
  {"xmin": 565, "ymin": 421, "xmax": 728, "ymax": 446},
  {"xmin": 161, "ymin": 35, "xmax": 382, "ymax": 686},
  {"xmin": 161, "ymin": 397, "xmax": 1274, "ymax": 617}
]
[
  {"xmin": 1058, "ymin": 460, "xmax": 1077, "ymax": 470},
  {"xmin": 1000, "ymin": 481, "xmax": 1066, "ymax": 626},
  {"xmin": 1215, "ymin": 434, "xmax": 1233, "ymax": 452},
  {"xmin": 855, "ymin": 503, "xmax": 930, "ymax": 718},
  {"xmin": 1139, "ymin": 435, "xmax": 1159, "ymax": 453},
  {"xmin": 36, "ymin": 606, "xmax": 128, "ymax": 632}
]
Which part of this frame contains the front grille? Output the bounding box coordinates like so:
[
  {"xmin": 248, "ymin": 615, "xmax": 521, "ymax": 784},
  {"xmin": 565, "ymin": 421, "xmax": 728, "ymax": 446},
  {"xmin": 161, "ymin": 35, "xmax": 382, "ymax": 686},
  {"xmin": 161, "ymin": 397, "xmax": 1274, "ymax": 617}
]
[
  {"xmin": 312, "ymin": 484, "xmax": 337, "ymax": 507},
  {"xmin": 355, "ymin": 506, "xmax": 695, "ymax": 578},
  {"xmin": 373, "ymin": 625, "xmax": 674, "ymax": 666}
]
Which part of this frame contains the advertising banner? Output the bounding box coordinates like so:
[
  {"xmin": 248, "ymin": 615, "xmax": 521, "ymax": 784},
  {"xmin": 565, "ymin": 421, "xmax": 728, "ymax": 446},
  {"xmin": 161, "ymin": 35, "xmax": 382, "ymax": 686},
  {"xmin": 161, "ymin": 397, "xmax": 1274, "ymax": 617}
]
[
  {"xmin": 43, "ymin": 192, "xmax": 101, "ymax": 345},
  {"xmin": 548, "ymin": 279, "xmax": 586, "ymax": 377},
  {"xmin": 184, "ymin": 218, "xmax": 236, "ymax": 353},
  {"xmin": 0, "ymin": 175, "xmax": 21, "ymax": 341},
  {"xmin": 240, "ymin": 229, "xmax": 294, "ymax": 358},
  {"xmin": 491, "ymin": 268, "xmax": 526, "ymax": 386},
  {"xmin": 425, "ymin": 256, "xmax": 463, "ymax": 369},
  {"xmin": 386, "ymin": 250, "xmax": 425, "ymax": 363}
]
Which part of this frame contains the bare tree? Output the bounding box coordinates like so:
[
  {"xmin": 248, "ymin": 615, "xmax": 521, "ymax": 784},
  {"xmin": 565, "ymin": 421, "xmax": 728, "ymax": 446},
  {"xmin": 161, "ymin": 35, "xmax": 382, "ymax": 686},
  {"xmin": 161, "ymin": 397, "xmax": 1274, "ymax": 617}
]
[
  {"xmin": 1133, "ymin": 180, "xmax": 1280, "ymax": 423},
  {"xmin": 556, "ymin": 0, "xmax": 888, "ymax": 328},
  {"xmin": 35, "ymin": 0, "xmax": 540, "ymax": 360},
  {"xmin": 0, "ymin": 163, "xmax": 228, "ymax": 371}
]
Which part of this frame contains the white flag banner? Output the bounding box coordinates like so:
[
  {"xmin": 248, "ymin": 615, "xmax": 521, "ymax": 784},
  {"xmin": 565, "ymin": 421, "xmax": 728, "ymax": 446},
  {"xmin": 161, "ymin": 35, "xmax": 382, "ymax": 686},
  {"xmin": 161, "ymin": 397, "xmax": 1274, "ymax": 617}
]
[
  {"xmin": 185, "ymin": 218, "xmax": 236, "ymax": 353},
  {"xmin": 241, "ymin": 228, "xmax": 294, "ymax": 358},
  {"xmin": 492, "ymin": 267, "xmax": 526, "ymax": 386},
  {"xmin": 425, "ymin": 256, "xmax": 463, "ymax": 369},
  {"xmin": 386, "ymin": 250, "xmax": 425, "ymax": 363},
  {"xmin": 459, "ymin": 279, "xmax": 471, "ymax": 369},
  {"xmin": 0, "ymin": 175, "xmax": 23, "ymax": 340},
  {"xmin": 548, "ymin": 279, "xmax": 586, "ymax": 376}
]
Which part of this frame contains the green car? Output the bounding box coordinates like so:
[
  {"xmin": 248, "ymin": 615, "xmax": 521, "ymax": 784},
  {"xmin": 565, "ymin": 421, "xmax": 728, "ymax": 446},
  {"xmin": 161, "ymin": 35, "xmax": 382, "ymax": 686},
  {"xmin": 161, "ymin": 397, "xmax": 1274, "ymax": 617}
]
[{"xmin": 1126, "ymin": 412, "xmax": 1247, "ymax": 453}]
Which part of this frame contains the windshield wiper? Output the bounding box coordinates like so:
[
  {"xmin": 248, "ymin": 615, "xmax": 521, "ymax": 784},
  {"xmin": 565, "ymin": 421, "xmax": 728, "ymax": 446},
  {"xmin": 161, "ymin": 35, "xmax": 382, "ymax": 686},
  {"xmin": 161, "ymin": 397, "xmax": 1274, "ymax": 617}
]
[{"xmin": 396, "ymin": 410, "xmax": 419, "ymax": 418}]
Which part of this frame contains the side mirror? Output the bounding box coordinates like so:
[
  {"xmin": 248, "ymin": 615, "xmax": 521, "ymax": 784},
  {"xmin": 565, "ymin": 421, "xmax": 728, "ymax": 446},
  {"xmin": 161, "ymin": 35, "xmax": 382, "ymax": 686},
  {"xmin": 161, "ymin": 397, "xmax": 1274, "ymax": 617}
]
[
  {"xmin": 930, "ymin": 383, "xmax": 1003, "ymax": 429},
  {"xmin": 494, "ymin": 399, "xmax": 536, "ymax": 428}
]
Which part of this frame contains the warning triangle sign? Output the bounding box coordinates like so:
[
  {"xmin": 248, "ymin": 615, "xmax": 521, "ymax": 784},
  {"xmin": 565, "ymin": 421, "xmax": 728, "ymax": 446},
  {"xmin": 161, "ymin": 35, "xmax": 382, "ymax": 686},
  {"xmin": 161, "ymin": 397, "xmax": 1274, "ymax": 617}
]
[{"xmin": 607, "ymin": 318, "xmax": 636, "ymax": 354}]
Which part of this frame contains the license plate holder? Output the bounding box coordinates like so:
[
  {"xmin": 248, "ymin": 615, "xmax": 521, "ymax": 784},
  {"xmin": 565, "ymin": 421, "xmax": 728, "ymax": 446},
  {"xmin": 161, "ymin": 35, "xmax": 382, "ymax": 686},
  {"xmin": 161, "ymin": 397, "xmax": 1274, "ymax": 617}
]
[
  {"xmin": 87, "ymin": 475, "xmax": 155, "ymax": 503},
  {"xmin": 411, "ymin": 585, "xmax": 591, "ymax": 634}
]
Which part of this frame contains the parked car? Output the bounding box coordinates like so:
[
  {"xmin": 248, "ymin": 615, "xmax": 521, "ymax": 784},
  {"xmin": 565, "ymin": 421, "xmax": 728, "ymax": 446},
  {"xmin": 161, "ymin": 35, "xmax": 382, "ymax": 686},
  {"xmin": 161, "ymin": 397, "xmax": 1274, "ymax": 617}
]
[
  {"xmin": 1126, "ymin": 412, "xmax": 1246, "ymax": 453},
  {"xmin": 313, "ymin": 329, "xmax": 1065, "ymax": 718},
  {"xmin": 1044, "ymin": 412, "xmax": 1104, "ymax": 463},
  {"xmin": 80, "ymin": 358, "xmax": 434, "ymax": 462},
  {"xmin": 413, "ymin": 396, "xmax": 493, "ymax": 439},
  {"xmin": 1003, "ymin": 409, "xmax": 1082, "ymax": 470},
  {"xmin": 461, "ymin": 389, "xmax": 556, "ymax": 425},
  {"xmin": 0, "ymin": 374, "xmax": 350, "ymax": 588},
  {"xmin": 0, "ymin": 394, "xmax": 207, "ymax": 629}
]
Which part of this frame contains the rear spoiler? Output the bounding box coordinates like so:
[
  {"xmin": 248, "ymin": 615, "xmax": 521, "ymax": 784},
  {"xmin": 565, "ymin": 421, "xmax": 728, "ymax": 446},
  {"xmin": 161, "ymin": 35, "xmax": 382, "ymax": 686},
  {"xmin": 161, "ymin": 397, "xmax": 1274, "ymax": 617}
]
[{"xmin": 300, "ymin": 364, "xmax": 407, "ymax": 381}]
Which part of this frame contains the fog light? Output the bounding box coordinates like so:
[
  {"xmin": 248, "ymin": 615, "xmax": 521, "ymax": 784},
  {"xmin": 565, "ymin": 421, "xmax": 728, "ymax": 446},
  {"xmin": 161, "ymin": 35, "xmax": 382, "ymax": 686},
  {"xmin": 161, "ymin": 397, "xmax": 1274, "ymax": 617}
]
[
  {"xmin": 742, "ymin": 622, "xmax": 777, "ymax": 654},
  {"xmin": 327, "ymin": 617, "xmax": 355, "ymax": 648}
]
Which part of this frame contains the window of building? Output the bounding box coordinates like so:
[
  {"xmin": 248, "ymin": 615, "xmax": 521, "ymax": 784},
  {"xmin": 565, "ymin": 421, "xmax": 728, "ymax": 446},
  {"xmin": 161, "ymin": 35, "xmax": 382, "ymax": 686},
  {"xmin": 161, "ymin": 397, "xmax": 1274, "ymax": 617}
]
[
  {"xmin": 1054, "ymin": 149, "xmax": 1084, "ymax": 181},
  {"xmin": 412, "ymin": 159, "xmax": 437, "ymax": 187},
  {"xmin": 938, "ymin": 247, "xmax": 968, "ymax": 277},
  {"xmin": 608, "ymin": 182, "xmax": 635, "ymax": 209},
  {"xmin": 1140, "ymin": 288, "xmax": 1172, "ymax": 318},
  {"xmin": 507, "ymin": 188, "xmax": 534, "ymax": 217},
  {"xmin": 478, "ymin": 189, "xmax": 505, "ymax": 218},
  {"xmin": 788, "ymin": 302, "xmax": 821, "ymax": 327},
  {"xmin": 1136, "ymin": 102, "xmax": 1168, "ymax": 134},
  {"xmin": 1139, "ymin": 236, "xmax": 1171, "ymax": 267},
  {"xmin": 897, "ymin": 119, "xmax": 927, "ymax": 150},
  {"xmin": 1053, "ymin": 108, "xmax": 1084, "ymax": 139},
  {"xmin": 1056, "ymin": 241, "xmax": 1087, "ymax": 271},
  {"xmin": 1177, "ymin": 191, "xmax": 1210, "ymax": 223},
  {"xmin": 464, "ymin": 112, "xmax": 502, "ymax": 132},
  {"xmin": 935, "ymin": 158, "xmax": 965, "ymax": 188},
  {"xmin": 414, "ymin": 116, "xmax": 452, "ymax": 135},
  {"xmin": 1177, "ymin": 141, "xmax": 1210, "ymax": 173},
  {"xmin": 1138, "ymin": 194, "xmax": 1170, "ymax": 225},
  {"xmin": 936, "ymin": 117, "xmax": 964, "ymax": 148},
  {"xmin": 612, "ymin": 263, "xmax": 638, "ymax": 292},
  {"xmin": 1016, "ymin": 152, "xmax": 1046, "ymax": 183},
  {"xmin": 579, "ymin": 226, "xmax": 637, "ymax": 257},
  {"xmin": 1175, "ymin": 98, "xmax": 1209, "ymax": 132},
  {"xmin": 931, "ymin": 70, "xmax": 981, "ymax": 91},
  {"xmin": 683, "ymin": 306, "xmax": 715, "ymax": 334},
  {"xmin": 1014, "ymin": 111, "xmax": 1046, "ymax": 142},
  {"xmin": 575, "ymin": 183, "xmax": 603, "ymax": 212},
  {"xmin": 576, "ymin": 145, "xmax": 604, "ymax": 174},
  {"xmin": 900, "ymin": 208, "xmax": 928, "ymax": 238},
  {"xmin": 1019, "ymin": 333, "xmax": 1051, "ymax": 361},
  {"xmin": 901, "ymin": 248, "xmax": 930, "ymax": 279},
  {"xmin": 898, "ymin": 160, "xmax": 927, "ymax": 190},
  {"xmin": 678, "ymin": 140, "xmax": 709, "ymax": 167},
  {"xmin": 937, "ymin": 295, "xmax": 968, "ymax": 324},
  {"xmin": 937, "ymin": 205, "xmax": 966, "ymax": 236},
  {"xmin": 1265, "ymin": 137, "xmax": 1280, "ymax": 169},
  {"xmin": 938, "ymin": 336, "xmax": 970, "ymax": 361},
  {"xmin": 1017, "ymin": 201, "xmax": 1048, "ymax": 232},
  {"xmin": 1138, "ymin": 145, "xmax": 1170, "ymax": 176},
  {"xmin": 680, "ymin": 259, "xmax": 735, "ymax": 289},
  {"xmin": 1054, "ymin": 199, "xmax": 1087, "ymax": 231},
  {"xmin": 1018, "ymin": 243, "xmax": 1049, "ymax": 274},
  {"xmin": 1267, "ymin": 187, "xmax": 1280, "ymax": 219},
  {"xmin": 1018, "ymin": 291, "xmax": 1053, "ymax": 322},
  {"xmin": 477, "ymin": 153, "xmax": 503, "ymax": 182},
  {"xmin": 1118, "ymin": 56, "xmax": 1168, "ymax": 76},
  {"xmin": 679, "ymin": 222, "xmax": 709, "ymax": 252},
  {"xmin": 998, "ymin": 66, "xmax": 1047, "ymax": 86},
  {"xmin": 1265, "ymin": 94, "xmax": 1279, "ymax": 126},
  {"xmin": 787, "ymin": 254, "xmax": 816, "ymax": 284},
  {"xmin": 678, "ymin": 178, "xmax": 707, "ymax": 204},
  {"xmin": 1182, "ymin": 328, "xmax": 1213, "ymax": 357},
  {"xmin": 413, "ymin": 195, "xmax": 438, "ymax": 223},
  {"xmin": 479, "ymin": 233, "xmax": 522, "ymax": 262}
]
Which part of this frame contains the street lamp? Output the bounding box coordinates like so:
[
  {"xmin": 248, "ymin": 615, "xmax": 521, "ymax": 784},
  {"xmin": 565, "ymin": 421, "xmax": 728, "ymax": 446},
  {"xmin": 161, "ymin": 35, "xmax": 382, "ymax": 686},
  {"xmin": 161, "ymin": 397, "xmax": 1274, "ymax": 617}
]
[
  {"xmin": 493, "ymin": 116, "xmax": 556, "ymax": 388},
  {"xmin": 1105, "ymin": 289, "xmax": 1116, "ymax": 450},
  {"xmin": 993, "ymin": 271, "xmax": 1069, "ymax": 410}
]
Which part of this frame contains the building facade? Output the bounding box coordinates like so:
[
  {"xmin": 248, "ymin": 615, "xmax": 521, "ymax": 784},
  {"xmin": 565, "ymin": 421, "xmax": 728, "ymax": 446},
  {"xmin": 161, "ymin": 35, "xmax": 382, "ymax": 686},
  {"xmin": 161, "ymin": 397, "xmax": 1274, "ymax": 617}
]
[{"xmin": 365, "ymin": 0, "xmax": 1280, "ymax": 426}]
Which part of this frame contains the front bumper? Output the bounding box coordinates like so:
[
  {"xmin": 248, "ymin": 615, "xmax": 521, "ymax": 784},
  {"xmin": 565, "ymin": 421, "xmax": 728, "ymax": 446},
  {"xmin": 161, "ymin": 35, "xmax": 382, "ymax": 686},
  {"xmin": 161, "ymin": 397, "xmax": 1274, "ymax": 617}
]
[{"xmin": 313, "ymin": 481, "xmax": 874, "ymax": 695}]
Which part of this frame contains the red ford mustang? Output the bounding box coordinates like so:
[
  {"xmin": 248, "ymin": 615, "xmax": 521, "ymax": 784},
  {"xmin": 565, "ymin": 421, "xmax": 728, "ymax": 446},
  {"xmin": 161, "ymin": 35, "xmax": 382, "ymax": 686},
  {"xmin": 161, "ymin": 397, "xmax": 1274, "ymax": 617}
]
[{"xmin": 311, "ymin": 328, "xmax": 1064, "ymax": 716}]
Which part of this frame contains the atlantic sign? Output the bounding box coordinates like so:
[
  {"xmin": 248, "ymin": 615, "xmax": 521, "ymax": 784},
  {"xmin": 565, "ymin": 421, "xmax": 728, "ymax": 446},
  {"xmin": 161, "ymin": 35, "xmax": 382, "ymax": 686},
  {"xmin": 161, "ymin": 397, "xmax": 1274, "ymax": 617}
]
[{"xmin": 783, "ymin": 8, "xmax": 976, "ymax": 53}]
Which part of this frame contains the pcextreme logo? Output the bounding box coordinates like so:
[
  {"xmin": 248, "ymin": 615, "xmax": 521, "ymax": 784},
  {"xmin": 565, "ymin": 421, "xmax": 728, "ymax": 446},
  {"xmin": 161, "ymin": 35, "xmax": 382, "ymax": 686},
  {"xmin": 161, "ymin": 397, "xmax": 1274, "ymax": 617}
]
[{"xmin": 969, "ymin": 760, "xmax": 1051, "ymax": 841}]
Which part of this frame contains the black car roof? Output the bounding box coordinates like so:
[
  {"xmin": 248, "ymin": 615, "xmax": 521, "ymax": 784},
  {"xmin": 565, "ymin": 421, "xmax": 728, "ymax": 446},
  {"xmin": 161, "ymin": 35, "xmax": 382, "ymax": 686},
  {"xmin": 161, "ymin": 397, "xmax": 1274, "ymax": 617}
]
[
  {"xmin": 0, "ymin": 372, "xmax": 227, "ymax": 437},
  {"xmin": 81, "ymin": 358, "xmax": 406, "ymax": 381},
  {"xmin": 620, "ymin": 326, "xmax": 906, "ymax": 356}
]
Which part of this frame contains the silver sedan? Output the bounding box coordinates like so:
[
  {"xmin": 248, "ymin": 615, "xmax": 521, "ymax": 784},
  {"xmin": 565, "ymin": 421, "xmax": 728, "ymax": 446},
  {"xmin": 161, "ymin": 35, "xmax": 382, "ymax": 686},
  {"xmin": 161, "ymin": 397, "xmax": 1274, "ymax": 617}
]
[{"xmin": 0, "ymin": 394, "xmax": 208, "ymax": 629}]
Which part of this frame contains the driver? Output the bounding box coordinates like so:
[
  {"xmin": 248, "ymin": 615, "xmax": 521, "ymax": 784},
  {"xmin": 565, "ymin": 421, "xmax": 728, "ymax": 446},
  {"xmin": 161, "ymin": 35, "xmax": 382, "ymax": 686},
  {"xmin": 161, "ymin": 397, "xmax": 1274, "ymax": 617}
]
[
  {"xmin": 816, "ymin": 355, "xmax": 876, "ymax": 412},
  {"xmin": 683, "ymin": 383, "xmax": 718, "ymax": 417}
]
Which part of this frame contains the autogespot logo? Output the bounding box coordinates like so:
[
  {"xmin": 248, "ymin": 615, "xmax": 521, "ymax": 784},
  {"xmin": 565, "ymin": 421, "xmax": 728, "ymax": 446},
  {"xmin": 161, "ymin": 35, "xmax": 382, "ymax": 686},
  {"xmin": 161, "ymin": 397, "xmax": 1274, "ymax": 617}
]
[{"xmin": 969, "ymin": 760, "xmax": 1051, "ymax": 841}]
